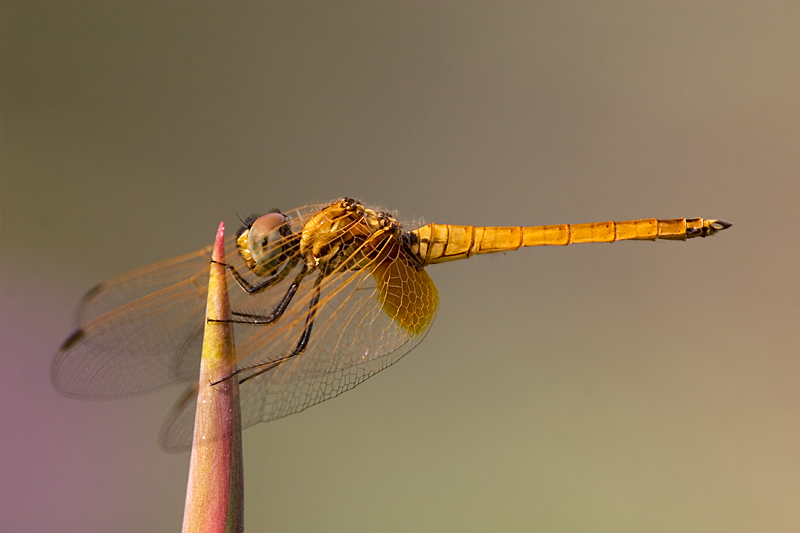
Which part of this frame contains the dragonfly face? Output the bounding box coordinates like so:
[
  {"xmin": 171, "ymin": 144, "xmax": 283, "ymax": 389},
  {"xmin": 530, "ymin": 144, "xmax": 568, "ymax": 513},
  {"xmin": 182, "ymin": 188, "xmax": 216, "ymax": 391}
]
[
  {"xmin": 237, "ymin": 211, "xmax": 291, "ymax": 277},
  {"xmin": 52, "ymin": 197, "xmax": 728, "ymax": 451}
]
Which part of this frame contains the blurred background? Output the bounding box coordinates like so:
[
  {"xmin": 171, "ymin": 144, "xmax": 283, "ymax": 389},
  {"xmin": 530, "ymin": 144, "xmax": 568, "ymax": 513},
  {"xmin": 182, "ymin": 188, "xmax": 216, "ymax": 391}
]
[{"xmin": 1, "ymin": 2, "xmax": 798, "ymax": 532}]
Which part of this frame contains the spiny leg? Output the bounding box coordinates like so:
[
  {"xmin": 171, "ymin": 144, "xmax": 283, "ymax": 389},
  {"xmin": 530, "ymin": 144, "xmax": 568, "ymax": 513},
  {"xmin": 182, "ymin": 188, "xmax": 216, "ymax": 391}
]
[
  {"xmin": 208, "ymin": 264, "xmax": 310, "ymax": 326},
  {"xmin": 226, "ymin": 265, "xmax": 327, "ymax": 386}
]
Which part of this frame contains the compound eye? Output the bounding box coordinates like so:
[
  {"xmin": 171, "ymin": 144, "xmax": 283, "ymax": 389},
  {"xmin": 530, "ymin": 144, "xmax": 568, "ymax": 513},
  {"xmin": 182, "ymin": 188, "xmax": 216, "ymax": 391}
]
[{"xmin": 247, "ymin": 212, "xmax": 286, "ymax": 272}]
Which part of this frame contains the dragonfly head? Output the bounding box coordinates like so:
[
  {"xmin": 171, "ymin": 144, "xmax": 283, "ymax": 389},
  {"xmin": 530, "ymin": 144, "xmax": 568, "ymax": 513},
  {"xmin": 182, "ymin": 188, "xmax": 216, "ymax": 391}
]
[{"xmin": 237, "ymin": 211, "xmax": 291, "ymax": 276}]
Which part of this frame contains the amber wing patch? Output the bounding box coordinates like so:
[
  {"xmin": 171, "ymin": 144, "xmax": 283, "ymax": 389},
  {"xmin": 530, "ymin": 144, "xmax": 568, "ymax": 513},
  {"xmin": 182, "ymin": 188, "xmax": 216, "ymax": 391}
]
[{"xmin": 371, "ymin": 240, "xmax": 439, "ymax": 336}]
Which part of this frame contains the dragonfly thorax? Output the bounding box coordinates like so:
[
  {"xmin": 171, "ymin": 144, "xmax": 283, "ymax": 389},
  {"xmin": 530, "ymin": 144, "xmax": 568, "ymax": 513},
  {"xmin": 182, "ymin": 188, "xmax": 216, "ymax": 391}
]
[{"xmin": 299, "ymin": 198, "xmax": 402, "ymax": 270}]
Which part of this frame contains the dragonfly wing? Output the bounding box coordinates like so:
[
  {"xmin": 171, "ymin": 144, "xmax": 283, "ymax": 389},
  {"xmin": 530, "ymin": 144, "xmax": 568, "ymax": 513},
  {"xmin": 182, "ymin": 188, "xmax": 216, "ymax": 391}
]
[
  {"xmin": 158, "ymin": 382, "xmax": 199, "ymax": 452},
  {"xmin": 52, "ymin": 207, "xmax": 325, "ymax": 401},
  {"xmin": 75, "ymin": 243, "xmax": 216, "ymax": 324},
  {"xmin": 159, "ymin": 237, "xmax": 439, "ymax": 451},
  {"xmin": 52, "ymin": 256, "xmax": 213, "ymax": 398}
]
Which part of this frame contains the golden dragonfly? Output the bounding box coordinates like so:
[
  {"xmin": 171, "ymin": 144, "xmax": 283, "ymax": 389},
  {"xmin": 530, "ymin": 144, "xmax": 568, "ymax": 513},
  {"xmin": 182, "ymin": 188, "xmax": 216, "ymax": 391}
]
[{"xmin": 53, "ymin": 198, "xmax": 730, "ymax": 451}]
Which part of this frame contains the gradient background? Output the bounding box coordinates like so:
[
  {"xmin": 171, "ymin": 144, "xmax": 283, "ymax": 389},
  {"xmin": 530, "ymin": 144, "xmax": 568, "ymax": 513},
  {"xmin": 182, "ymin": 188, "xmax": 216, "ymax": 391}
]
[{"xmin": 2, "ymin": 2, "xmax": 798, "ymax": 532}]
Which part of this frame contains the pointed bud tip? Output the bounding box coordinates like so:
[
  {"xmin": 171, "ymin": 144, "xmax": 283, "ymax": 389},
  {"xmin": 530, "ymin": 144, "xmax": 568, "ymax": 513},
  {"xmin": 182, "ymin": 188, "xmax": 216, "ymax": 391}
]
[{"xmin": 212, "ymin": 222, "xmax": 226, "ymax": 262}]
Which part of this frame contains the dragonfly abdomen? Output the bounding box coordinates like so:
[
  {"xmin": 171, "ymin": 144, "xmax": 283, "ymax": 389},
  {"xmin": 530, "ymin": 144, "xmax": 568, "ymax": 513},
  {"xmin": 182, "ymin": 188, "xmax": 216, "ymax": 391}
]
[{"xmin": 410, "ymin": 218, "xmax": 731, "ymax": 265}]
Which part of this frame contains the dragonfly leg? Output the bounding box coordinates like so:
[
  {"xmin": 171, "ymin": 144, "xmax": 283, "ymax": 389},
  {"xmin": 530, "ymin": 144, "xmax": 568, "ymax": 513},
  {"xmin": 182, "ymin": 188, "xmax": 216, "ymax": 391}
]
[
  {"xmin": 211, "ymin": 267, "xmax": 326, "ymax": 386},
  {"xmin": 209, "ymin": 264, "xmax": 310, "ymax": 325},
  {"xmin": 212, "ymin": 257, "xmax": 300, "ymax": 295}
]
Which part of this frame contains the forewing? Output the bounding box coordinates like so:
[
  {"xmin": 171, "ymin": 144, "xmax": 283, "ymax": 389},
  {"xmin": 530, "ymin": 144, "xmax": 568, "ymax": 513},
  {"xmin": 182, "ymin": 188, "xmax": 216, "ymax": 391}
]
[
  {"xmin": 74, "ymin": 244, "xmax": 215, "ymax": 325},
  {"xmin": 52, "ymin": 245, "xmax": 216, "ymax": 398},
  {"xmin": 52, "ymin": 205, "xmax": 326, "ymax": 400}
]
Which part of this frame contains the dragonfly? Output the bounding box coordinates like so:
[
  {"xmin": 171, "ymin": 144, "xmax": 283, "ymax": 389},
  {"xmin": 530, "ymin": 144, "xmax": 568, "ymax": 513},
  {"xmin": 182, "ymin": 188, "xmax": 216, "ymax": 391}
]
[{"xmin": 52, "ymin": 197, "xmax": 730, "ymax": 451}]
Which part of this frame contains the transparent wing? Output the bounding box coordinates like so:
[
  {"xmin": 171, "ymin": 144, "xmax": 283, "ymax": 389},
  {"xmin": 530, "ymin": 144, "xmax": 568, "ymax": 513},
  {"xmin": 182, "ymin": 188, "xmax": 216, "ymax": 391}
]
[
  {"xmin": 52, "ymin": 243, "xmax": 217, "ymax": 398},
  {"xmin": 159, "ymin": 235, "xmax": 439, "ymax": 451},
  {"xmin": 51, "ymin": 204, "xmax": 326, "ymax": 398}
]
